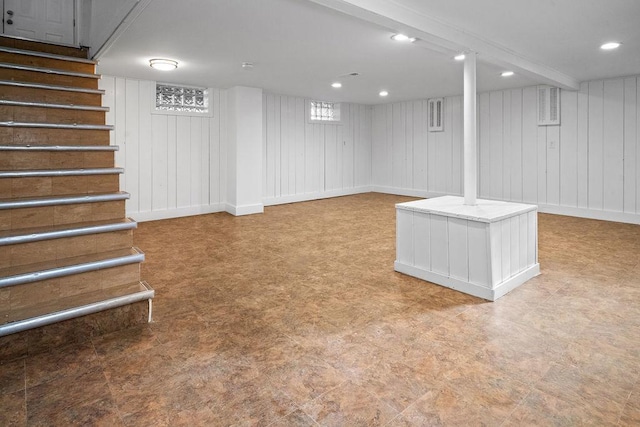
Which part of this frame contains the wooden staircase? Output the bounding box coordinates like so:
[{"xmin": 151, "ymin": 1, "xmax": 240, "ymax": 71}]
[{"xmin": 0, "ymin": 36, "xmax": 153, "ymax": 355}]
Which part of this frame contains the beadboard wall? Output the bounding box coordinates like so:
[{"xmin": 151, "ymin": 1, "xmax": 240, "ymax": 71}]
[
  {"xmin": 100, "ymin": 76, "xmax": 227, "ymax": 221},
  {"xmin": 262, "ymin": 94, "xmax": 373, "ymax": 205},
  {"xmin": 372, "ymin": 76, "xmax": 640, "ymax": 224},
  {"xmin": 372, "ymin": 97, "xmax": 464, "ymax": 198},
  {"xmin": 101, "ymin": 74, "xmax": 640, "ymax": 225}
]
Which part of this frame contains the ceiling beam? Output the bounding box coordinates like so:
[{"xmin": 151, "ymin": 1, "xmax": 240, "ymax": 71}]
[{"xmin": 308, "ymin": 0, "xmax": 581, "ymax": 90}]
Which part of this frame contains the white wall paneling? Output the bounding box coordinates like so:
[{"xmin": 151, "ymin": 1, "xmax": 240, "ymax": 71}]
[
  {"xmin": 372, "ymin": 98, "xmax": 464, "ymax": 198},
  {"xmin": 623, "ymin": 78, "xmax": 637, "ymax": 214},
  {"xmin": 588, "ymin": 81, "xmax": 604, "ymax": 210},
  {"xmin": 603, "ymin": 79, "xmax": 624, "ymax": 212},
  {"xmin": 262, "ymin": 94, "xmax": 372, "ymax": 205},
  {"xmin": 374, "ymin": 76, "xmax": 640, "ymax": 224},
  {"xmin": 101, "ymin": 73, "xmax": 640, "ymax": 225},
  {"xmin": 559, "ymin": 88, "xmax": 578, "ymax": 207},
  {"xmin": 100, "ymin": 76, "xmax": 226, "ymax": 221}
]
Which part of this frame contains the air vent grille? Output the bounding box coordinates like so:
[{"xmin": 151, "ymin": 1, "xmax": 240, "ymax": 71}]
[
  {"xmin": 538, "ymin": 86, "xmax": 560, "ymax": 126},
  {"xmin": 428, "ymin": 98, "xmax": 444, "ymax": 132}
]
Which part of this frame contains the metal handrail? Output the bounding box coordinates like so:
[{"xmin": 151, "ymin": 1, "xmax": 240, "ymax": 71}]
[
  {"xmin": 0, "ymin": 99, "xmax": 108, "ymax": 111},
  {"xmin": 0, "ymin": 191, "xmax": 129, "ymax": 210},
  {"xmin": 0, "ymin": 218, "xmax": 137, "ymax": 246},
  {"xmin": 0, "ymin": 80, "xmax": 104, "ymax": 94},
  {"xmin": 0, "ymin": 168, "xmax": 123, "ymax": 178},
  {"xmin": 0, "ymin": 248, "xmax": 145, "ymax": 288}
]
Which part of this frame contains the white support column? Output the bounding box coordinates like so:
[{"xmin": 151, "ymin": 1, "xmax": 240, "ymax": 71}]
[
  {"xmin": 226, "ymin": 86, "xmax": 264, "ymax": 216},
  {"xmin": 464, "ymin": 52, "xmax": 477, "ymax": 206}
]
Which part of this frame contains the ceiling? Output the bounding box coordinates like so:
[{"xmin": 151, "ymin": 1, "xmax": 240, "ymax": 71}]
[{"xmin": 96, "ymin": 0, "xmax": 640, "ymax": 105}]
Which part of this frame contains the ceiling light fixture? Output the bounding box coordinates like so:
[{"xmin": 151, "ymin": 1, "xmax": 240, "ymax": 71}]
[
  {"xmin": 242, "ymin": 62, "xmax": 254, "ymax": 70},
  {"xmin": 379, "ymin": 90, "xmax": 389, "ymax": 97},
  {"xmin": 391, "ymin": 34, "xmax": 416, "ymax": 43},
  {"xmin": 501, "ymin": 71, "xmax": 514, "ymax": 77},
  {"xmin": 149, "ymin": 58, "xmax": 178, "ymax": 71},
  {"xmin": 331, "ymin": 82, "xmax": 342, "ymax": 88},
  {"xmin": 454, "ymin": 54, "xmax": 466, "ymax": 61},
  {"xmin": 600, "ymin": 42, "xmax": 621, "ymax": 50}
]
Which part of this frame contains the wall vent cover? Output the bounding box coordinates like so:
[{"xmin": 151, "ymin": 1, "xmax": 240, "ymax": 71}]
[
  {"xmin": 428, "ymin": 98, "xmax": 444, "ymax": 132},
  {"xmin": 538, "ymin": 85, "xmax": 560, "ymax": 126}
]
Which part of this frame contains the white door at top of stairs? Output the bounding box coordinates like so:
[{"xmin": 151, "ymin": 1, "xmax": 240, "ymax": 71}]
[{"xmin": 2, "ymin": 0, "xmax": 75, "ymax": 45}]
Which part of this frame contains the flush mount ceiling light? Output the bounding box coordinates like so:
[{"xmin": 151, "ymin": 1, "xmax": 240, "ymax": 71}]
[
  {"xmin": 454, "ymin": 54, "xmax": 466, "ymax": 61},
  {"xmin": 149, "ymin": 58, "xmax": 178, "ymax": 71},
  {"xmin": 391, "ymin": 34, "xmax": 416, "ymax": 43},
  {"xmin": 501, "ymin": 71, "xmax": 514, "ymax": 77},
  {"xmin": 331, "ymin": 82, "xmax": 342, "ymax": 88},
  {"xmin": 379, "ymin": 90, "xmax": 389, "ymax": 97},
  {"xmin": 600, "ymin": 42, "xmax": 621, "ymax": 50}
]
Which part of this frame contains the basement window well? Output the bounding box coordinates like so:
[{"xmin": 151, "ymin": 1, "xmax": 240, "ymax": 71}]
[
  {"xmin": 308, "ymin": 100, "xmax": 341, "ymax": 123},
  {"xmin": 154, "ymin": 83, "xmax": 211, "ymax": 116}
]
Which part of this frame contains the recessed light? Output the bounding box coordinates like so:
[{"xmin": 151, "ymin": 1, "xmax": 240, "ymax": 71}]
[
  {"xmin": 501, "ymin": 71, "xmax": 514, "ymax": 77},
  {"xmin": 379, "ymin": 91, "xmax": 389, "ymax": 97},
  {"xmin": 391, "ymin": 34, "xmax": 416, "ymax": 43},
  {"xmin": 600, "ymin": 42, "xmax": 621, "ymax": 50},
  {"xmin": 331, "ymin": 82, "xmax": 342, "ymax": 88},
  {"xmin": 454, "ymin": 54, "xmax": 466, "ymax": 61},
  {"xmin": 149, "ymin": 58, "xmax": 178, "ymax": 71}
]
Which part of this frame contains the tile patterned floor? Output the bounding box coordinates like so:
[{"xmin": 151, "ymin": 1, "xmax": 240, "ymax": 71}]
[{"xmin": 1, "ymin": 193, "xmax": 639, "ymax": 426}]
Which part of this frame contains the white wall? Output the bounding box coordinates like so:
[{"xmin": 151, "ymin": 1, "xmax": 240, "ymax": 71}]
[
  {"xmin": 100, "ymin": 73, "xmax": 640, "ymax": 225},
  {"xmin": 227, "ymin": 86, "xmax": 264, "ymax": 215},
  {"xmin": 372, "ymin": 98, "xmax": 464, "ymax": 198},
  {"xmin": 372, "ymin": 76, "xmax": 640, "ymax": 224},
  {"xmin": 262, "ymin": 93, "xmax": 373, "ymax": 205},
  {"xmin": 100, "ymin": 76, "xmax": 227, "ymax": 222}
]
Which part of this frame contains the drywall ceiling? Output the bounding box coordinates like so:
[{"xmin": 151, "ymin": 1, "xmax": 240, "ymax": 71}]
[
  {"xmin": 96, "ymin": 0, "xmax": 640, "ymax": 105},
  {"xmin": 393, "ymin": 0, "xmax": 640, "ymax": 83}
]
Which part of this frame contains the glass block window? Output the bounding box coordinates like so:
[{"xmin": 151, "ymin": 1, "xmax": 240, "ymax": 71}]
[
  {"xmin": 155, "ymin": 83, "xmax": 209, "ymax": 113},
  {"xmin": 309, "ymin": 101, "xmax": 340, "ymax": 122}
]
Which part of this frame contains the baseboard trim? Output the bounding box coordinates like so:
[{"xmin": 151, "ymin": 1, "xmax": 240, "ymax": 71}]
[
  {"xmin": 263, "ymin": 186, "xmax": 373, "ymax": 206},
  {"xmin": 129, "ymin": 204, "xmax": 226, "ymax": 222},
  {"xmin": 226, "ymin": 203, "xmax": 264, "ymax": 216},
  {"xmin": 371, "ymin": 186, "xmax": 640, "ymax": 225},
  {"xmin": 371, "ymin": 186, "xmax": 459, "ymax": 199},
  {"xmin": 537, "ymin": 204, "xmax": 640, "ymax": 225},
  {"xmin": 128, "ymin": 189, "xmax": 640, "ymax": 225},
  {"xmin": 394, "ymin": 261, "xmax": 540, "ymax": 301}
]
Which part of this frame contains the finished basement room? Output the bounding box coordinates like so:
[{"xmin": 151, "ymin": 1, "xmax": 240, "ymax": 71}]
[{"xmin": 1, "ymin": 0, "xmax": 639, "ymax": 425}]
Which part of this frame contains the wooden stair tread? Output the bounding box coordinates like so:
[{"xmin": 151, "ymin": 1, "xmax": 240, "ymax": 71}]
[
  {"xmin": 1, "ymin": 281, "xmax": 153, "ymax": 331},
  {"xmin": 0, "ymin": 144, "xmax": 117, "ymax": 151},
  {"xmin": 0, "ymin": 247, "xmax": 143, "ymax": 283},
  {"xmin": 0, "ymin": 62, "xmax": 99, "ymax": 79},
  {"xmin": 0, "ymin": 46, "xmax": 96, "ymax": 64},
  {"xmin": 0, "ymin": 35, "xmax": 89, "ymax": 59},
  {"xmin": 0, "ymin": 168, "xmax": 123, "ymax": 177},
  {"xmin": 0, "ymin": 217, "xmax": 136, "ymax": 244},
  {"xmin": 0, "ymin": 121, "xmax": 113, "ymax": 130},
  {"xmin": 0, "ymin": 79, "xmax": 104, "ymax": 94}
]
